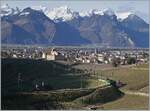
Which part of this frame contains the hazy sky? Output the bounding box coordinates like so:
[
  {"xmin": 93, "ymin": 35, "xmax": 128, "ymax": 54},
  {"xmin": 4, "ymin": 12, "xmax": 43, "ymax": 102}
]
[{"xmin": 1, "ymin": 0, "xmax": 149, "ymax": 22}]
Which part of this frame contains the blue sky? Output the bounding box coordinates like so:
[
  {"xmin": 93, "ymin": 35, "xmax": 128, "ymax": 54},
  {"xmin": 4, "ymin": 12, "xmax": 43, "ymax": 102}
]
[{"xmin": 1, "ymin": 0, "xmax": 149, "ymax": 22}]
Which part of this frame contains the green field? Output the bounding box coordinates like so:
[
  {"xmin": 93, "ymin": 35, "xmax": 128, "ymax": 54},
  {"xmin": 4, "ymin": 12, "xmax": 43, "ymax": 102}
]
[
  {"xmin": 73, "ymin": 63, "xmax": 149, "ymax": 92},
  {"xmin": 2, "ymin": 59, "xmax": 105, "ymax": 93},
  {"xmin": 2, "ymin": 58, "xmax": 117, "ymax": 110},
  {"xmin": 2, "ymin": 58, "xmax": 149, "ymax": 110}
]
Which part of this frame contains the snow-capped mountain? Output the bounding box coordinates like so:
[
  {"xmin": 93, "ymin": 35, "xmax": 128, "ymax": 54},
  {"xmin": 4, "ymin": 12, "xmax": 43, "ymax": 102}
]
[
  {"xmin": 1, "ymin": 4, "xmax": 20, "ymax": 16},
  {"xmin": 0, "ymin": 5, "xmax": 146, "ymax": 23},
  {"xmin": 46, "ymin": 7, "xmax": 116, "ymax": 22},
  {"xmin": 46, "ymin": 6, "xmax": 80, "ymax": 22},
  {"xmin": 45, "ymin": 7, "xmax": 126, "ymax": 22},
  {"xmin": 1, "ymin": 5, "xmax": 149, "ymax": 47}
]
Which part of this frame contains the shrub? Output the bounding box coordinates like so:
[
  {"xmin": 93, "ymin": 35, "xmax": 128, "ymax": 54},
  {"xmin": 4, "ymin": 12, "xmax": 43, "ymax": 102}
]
[
  {"xmin": 112, "ymin": 58, "xmax": 120, "ymax": 67},
  {"xmin": 127, "ymin": 57, "xmax": 136, "ymax": 64}
]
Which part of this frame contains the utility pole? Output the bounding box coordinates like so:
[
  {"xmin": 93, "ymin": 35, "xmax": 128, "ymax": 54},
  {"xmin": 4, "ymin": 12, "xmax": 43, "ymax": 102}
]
[
  {"xmin": 42, "ymin": 81, "xmax": 45, "ymax": 87},
  {"xmin": 94, "ymin": 66, "xmax": 96, "ymax": 76},
  {"xmin": 80, "ymin": 71, "xmax": 84, "ymax": 104},
  {"xmin": 97, "ymin": 72, "xmax": 99, "ymax": 86},
  {"xmin": 80, "ymin": 73, "xmax": 83, "ymax": 89},
  {"xmin": 18, "ymin": 73, "xmax": 22, "ymax": 91},
  {"xmin": 53, "ymin": 64, "xmax": 55, "ymax": 75},
  {"xmin": 7, "ymin": 32, "xmax": 8, "ymax": 50},
  {"xmin": 112, "ymin": 71, "xmax": 114, "ymax": 79}
]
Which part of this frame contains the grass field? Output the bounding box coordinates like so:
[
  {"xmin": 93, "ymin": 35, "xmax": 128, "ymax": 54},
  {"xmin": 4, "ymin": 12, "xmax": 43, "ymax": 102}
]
[
  {"xmin": 101, "ymin": 94, "xmax": 149, "ymax": 110},
  {"xmin": 40, "ymin": 76, "xmax": 103, "ymax": 89},
  {"xmin": 2, "ymin": 58, "xmax": 104, "ymax": 94},
  {"xmin": 72, "ymin": 62, "xmax": 149, "ymax": 110},
  {"xmin": 98, "ymin": 68, "xmax": 149, "ymax": 91},
  {"xmin": 134, "ymin": 63, "xmax": 149, "ymax": 69},
  {"xmin": 2, "ymin": 58, "xmax": 149, "ymax": 110},
  {"xmin": 2, "ymin": 58, "xmax": 111, "ymax": 110},
  {"xmin": 100, "ymin": 64, "xmax": 149, "ymax": 110},
  {"xmin": 73, "ymin": 63, "xmax": 149, "ymax": 92}
]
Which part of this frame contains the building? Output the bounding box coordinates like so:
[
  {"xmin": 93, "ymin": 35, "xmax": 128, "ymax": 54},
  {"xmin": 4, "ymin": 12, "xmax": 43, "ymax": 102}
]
[
  {"xmin": 42, "ymin": 48, "xmax": 65, "ymax": 61},
  {"xmin": 46, "ymin": 49, "xmax": 58, "ymax": 60},
  {"xmin": 97, "ymin": 54, "xmax": 104, "ymax": 62}
]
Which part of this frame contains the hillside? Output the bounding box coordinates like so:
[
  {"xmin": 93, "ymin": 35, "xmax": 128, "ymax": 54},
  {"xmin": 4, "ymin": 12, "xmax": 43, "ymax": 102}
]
[{"xmin": 1, "ymin": 58, "xmax": 123, "ymax": 110}]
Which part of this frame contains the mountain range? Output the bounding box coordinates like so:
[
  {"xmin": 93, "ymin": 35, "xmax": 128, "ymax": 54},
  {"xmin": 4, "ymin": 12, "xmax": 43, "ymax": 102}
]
[{"xmin": 1, "ymin": 5, "xmax": 149, "ymax": 47}]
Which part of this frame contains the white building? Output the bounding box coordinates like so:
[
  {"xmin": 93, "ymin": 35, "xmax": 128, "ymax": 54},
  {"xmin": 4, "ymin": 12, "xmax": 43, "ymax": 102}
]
[
  {"xmin": 12, "ymin": 54, "xmax": 17, "ymax": 58},
  {"xmin": 97, "ymin": 54, "xmax": 104, "ymax": 62},
  {"xmin": 42, "ymin": 52, "xmax": 46, "ymax": 59},
  {"xmin": 42, "ymin": 49, "xmax": 65, "ymax": 61},
  {"xmin": 46, "ymin": 49, "xmax": 58, "ymax": 60}
]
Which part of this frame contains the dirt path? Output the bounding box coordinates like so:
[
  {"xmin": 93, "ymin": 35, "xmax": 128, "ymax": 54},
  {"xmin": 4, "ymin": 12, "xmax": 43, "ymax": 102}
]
[
  {"xmin": 131, "ymin": 68, "xmax": 148, "ymax": 70},
  {"xmin": 122, "ymin": 90, "xmax": 149, "ymax": 97}
]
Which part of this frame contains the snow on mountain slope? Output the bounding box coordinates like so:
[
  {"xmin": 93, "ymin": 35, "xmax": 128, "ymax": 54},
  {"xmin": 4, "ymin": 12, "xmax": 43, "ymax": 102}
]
[
  {"xmin": 31, "ymin": 5, "xmax": 49, "ymax": 14},
  {"xmin": 79, "ymin": 9, "xmax": 104, "ymax": 17},
  {"xmin": 1, "ymin": 4, "xmax": 144, "ymax": 23},
  {"xmin": 1, "ymin": 4, "xmax": 20, "ymax": 16},
  {"xmin": 19, "ymin": 12, "xmax": 30, "ymax": 16},
  {"xmin": 45, "ymin": 7, "xmax": 117, "ymax": 22},
  {"xmin": 103, "ymin": 8, "xmax": 115, "ymax": 16},
  {"xmin": 46, "ymin": 6, "xmax": 79, "ymax": 22},
  {"xmin": 1, "ymin": 5, "xmax": 148, "ymax": 47},
  {"xmin": 116, "ymin": 12, "xmax": 133, "ymax": 21}
]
